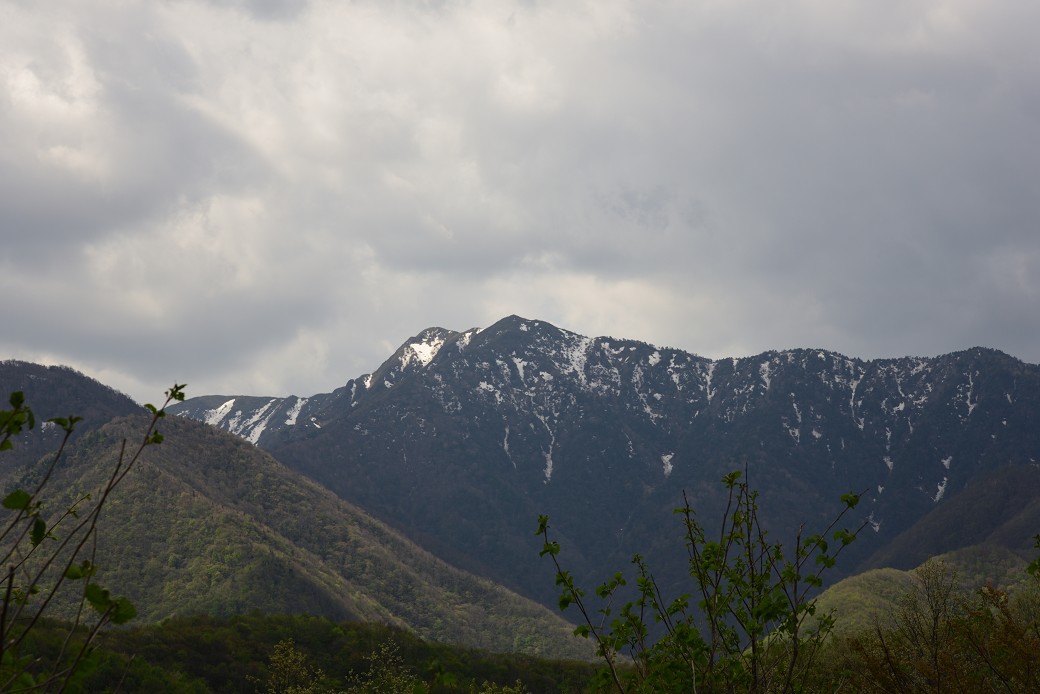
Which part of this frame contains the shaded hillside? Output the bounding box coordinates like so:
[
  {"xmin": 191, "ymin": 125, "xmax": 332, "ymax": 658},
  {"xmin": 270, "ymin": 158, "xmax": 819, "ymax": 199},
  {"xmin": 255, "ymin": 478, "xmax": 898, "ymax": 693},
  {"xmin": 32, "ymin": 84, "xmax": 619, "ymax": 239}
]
[
  {"xmin": 862, "ymin": 464, "xmax": 1040, "ymax": 571},
  {"xmin": 2, "ymin": 412, "xmax": 591, "ymax": 659},
  {"xmin": 171, "ymin": 316, "xmax": 1040, "ymax": 608},
  {"xmin": 23, "ymin": 614, "xmax": 598, "ymax": 693}
]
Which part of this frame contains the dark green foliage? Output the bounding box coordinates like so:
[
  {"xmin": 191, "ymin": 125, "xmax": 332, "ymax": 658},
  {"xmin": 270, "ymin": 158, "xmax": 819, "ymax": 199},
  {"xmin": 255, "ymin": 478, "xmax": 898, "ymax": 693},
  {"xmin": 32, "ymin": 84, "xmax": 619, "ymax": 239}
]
[
  {"xmin": 254, "ymin": 638, "xmax": 332, "ymax": 693},
  {"xmin": 74, "ymin": 613, "xmax": 596, "ymax": 693},
  {"xmin": 0, "ymin": 390, "xmax": 35, "ymax": 451}
]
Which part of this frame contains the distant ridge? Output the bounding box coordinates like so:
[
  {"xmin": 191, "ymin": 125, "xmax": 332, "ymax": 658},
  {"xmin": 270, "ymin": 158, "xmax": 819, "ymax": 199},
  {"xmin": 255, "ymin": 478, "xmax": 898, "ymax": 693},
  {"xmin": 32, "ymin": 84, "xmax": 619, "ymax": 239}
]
[{"xmin": 0, "ymin": 360, "xmax": 140, "ymax": 474}]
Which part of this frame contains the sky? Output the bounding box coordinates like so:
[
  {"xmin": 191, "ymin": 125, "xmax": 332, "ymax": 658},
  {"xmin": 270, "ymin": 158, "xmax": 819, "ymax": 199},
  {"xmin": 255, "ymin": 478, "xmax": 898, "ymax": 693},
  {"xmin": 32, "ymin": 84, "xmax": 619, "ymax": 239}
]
[{"xmin": 1, "ymin": 0, "xmax": 1038, "ymax": 404}]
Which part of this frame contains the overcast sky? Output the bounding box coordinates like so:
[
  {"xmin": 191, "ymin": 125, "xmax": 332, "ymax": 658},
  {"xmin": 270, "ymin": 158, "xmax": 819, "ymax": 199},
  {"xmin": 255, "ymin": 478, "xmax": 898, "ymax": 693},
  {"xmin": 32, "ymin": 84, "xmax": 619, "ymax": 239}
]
[{"xmin": 2, "ymin": 0, "xmax": 1038, "ymax": 404}]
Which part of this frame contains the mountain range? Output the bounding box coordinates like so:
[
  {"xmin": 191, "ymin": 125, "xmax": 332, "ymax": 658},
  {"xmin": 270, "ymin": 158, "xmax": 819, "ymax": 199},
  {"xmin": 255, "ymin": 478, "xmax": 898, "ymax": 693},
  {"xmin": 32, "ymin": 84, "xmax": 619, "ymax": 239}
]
[
  {"xmin": 4, "ymin": 315, "xmax": 1039, "ymax": 656},
  {"xmin": 167, "ymin": 315, "xmax": 1040, "ymax": 608}
]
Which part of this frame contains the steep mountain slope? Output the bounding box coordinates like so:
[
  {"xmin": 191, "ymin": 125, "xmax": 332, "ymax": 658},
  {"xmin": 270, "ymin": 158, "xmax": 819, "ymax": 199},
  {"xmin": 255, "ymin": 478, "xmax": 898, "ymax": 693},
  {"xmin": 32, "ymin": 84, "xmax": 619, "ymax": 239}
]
[
  {"xmin": 0, "ymin": 373, "xmax": 590, "ymax": 659},
  {"xmin": 170, "ymin": 315, "xmax": 1040, "ymax": 606},
  {"xmin": 861, "ymin": 464, "xmax": 1040, "ymax": 571}
]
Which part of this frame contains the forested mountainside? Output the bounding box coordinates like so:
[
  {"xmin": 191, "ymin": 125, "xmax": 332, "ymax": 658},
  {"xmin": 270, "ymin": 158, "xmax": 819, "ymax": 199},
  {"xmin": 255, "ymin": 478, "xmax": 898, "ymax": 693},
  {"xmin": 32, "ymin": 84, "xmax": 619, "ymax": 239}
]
[
  {"xmin": 0, "ymin": 365, "xmax": 590, "ymax": 659},
  {"xmin": 170, "ymin": 315, "xmax": 1040, "ymax": 607}
]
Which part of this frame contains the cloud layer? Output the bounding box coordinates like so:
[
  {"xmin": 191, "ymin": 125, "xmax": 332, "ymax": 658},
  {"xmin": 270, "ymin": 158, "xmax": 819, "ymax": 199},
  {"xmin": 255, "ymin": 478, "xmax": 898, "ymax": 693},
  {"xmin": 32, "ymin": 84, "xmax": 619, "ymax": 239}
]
[{"xmin": 2, "ymin": 0, "xmax": 1038, "ymax": 402}]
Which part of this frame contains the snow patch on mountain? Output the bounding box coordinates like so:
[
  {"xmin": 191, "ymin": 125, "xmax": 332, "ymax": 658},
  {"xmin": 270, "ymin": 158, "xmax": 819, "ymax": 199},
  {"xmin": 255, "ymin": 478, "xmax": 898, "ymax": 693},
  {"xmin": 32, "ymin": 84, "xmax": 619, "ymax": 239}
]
[
  {"xmin": 503, "ymin": 425, "xmax": 515, "ymax": 467},
  {"xmin": 704, "ymin": 361, "xmax": 717, "ymax": 402},
  {"xmin": 868, "ymin": 513, "xmax": 881, "ymax": 532},
  {"xmin": 784, "ymin": 421, "xmax": 800, "ymax": 444},
  {"xmin": 759, "ymin": 361, "xmax": 772, "ymax": 389},
  {"xmin": 964, "ymin": 372, "xmax": 978, "ymax": 417},
  {"xmin": 933, "ymin": 476, "xmax": 948, "ymax": 502},
  {"xmin": 477, "ymin": 381, "xmax": 503, "ymax": 405},
  {"xmin": 849, "ymin": 374, "xmax": 865, "ymax": 431},
  {"xmin": 240, "ymin": 399, "xmax": 278, "ymax": 444},
  {"xmin": 535, "ymin": 412, "xmax": 556, "ymax": 482},
  {"xmin": 456, "ymin": 329, "xmax": 478, "ymax": 351},
  {"xmin": 285, "ymin": 397, "xmax": 307, "ymax": 425},
  {"xmin": 512, "ymin": 356, "xmax": 528, "ymax": 382},
  {"xmin": 205, "ymin": 399, "xmax": 236, "ymax": 427},
  {"xmin": 559, "ymin": 335, "xmax": 593, "ymax": 387},
  {"xmin": 401, "ymin": 331, "xmax": 449, "ymax": 370}
]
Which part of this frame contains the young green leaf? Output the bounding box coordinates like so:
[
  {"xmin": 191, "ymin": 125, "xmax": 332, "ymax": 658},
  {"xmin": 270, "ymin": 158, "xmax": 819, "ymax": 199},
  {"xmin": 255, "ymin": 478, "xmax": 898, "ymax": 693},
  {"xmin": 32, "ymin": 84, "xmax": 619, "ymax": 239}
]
[
  {"xmin": 110, "ymin": 597, "xmax": 137, "ymax": 624},
  {"xmin": 840, "ymin": 492, "xmax": 860, "ymax": 508},
  {"xmin": 85, "ymin": 583, "xmax": 112, "ymax": 613},
  {"xmin": 30, "ymin": 516, "xmax": 46, "ymax": 547},
  {"xmin": 2, "ymin": 489, "xmax": 32, "ymax": 511},
  {"xmin": 65, "ymin": 560, "xmax": 97, "ymax": 580}
]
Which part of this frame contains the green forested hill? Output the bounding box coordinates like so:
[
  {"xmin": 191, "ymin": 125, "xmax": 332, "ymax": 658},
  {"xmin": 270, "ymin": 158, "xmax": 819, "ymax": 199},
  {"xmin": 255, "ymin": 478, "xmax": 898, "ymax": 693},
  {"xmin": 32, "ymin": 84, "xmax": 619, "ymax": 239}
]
[
  {"xmin": 5, "ymin": 413, "xmax": 591, "ymax": 660},
  {"xmin": 814, "ymin": 544, "xmax": 1035, "ymax": 637}
]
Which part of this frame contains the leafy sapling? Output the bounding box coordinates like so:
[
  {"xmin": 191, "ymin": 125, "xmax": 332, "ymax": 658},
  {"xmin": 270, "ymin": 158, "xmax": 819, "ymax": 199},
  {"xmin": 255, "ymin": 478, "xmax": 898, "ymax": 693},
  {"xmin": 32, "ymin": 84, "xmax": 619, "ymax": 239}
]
[{"xmin": 539, "ymin": 470, "xmax": 867, "ymax": 693}]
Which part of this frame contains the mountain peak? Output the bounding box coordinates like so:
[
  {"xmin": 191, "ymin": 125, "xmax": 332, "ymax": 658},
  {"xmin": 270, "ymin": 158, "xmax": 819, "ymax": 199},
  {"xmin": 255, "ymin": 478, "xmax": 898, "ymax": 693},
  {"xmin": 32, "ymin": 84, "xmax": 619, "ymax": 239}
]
[
  {"xmin": 400, "ymin": 326, "xmax": 458, "ymax": 368},
  {"xmin": 366, "ymin": 326, "xmax": 468, "ymax": 392},
  {"xmin": 483, "ymin": 314, "xmax": 551, "ymax": 335}
]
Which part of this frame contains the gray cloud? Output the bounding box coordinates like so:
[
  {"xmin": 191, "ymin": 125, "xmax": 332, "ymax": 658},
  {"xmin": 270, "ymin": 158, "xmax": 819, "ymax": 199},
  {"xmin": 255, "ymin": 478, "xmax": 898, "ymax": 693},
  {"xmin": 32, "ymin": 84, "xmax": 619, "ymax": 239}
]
[{"xmin": 1, "ymin": 0, "xmax": 1038, "ymax": 402}]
